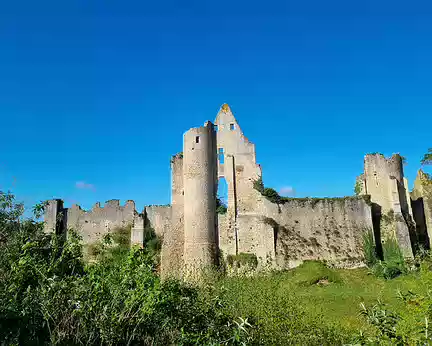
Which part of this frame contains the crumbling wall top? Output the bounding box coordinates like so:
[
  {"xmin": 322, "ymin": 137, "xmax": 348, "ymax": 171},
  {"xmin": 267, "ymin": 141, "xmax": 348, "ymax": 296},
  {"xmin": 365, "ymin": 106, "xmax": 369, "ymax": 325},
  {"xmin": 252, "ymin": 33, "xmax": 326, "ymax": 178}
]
[{"xmin": 69, "ymin": 200, "xmax": 136, "ymax": 214}]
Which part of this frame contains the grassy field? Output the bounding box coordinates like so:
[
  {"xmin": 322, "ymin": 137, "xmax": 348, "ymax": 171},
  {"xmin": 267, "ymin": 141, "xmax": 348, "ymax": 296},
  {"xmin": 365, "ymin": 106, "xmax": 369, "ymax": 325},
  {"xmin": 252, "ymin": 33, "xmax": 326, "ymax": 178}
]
[{"xmin": 211, "ymin": 260, "xmax": 432, "ymax": 345}]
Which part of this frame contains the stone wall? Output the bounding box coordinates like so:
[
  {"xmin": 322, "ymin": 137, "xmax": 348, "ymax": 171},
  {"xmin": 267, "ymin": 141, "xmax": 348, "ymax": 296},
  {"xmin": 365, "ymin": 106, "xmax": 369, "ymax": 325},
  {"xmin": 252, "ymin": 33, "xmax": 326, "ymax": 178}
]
[
  {"xmin": 144, "ymin": 205, "xmax": 171, "ymax": 238},
  {"xmin": 412, "ymin": 169, "xmax": 432, "ymax": 248},
  {"xmin": 257, "ymin": 196, "xmax": 373, "ymax": 268},
  {"xmin": 364, "ymin": 154, "xmax": 404, "ymax": 213},
  {"xmin": 44, "ymin": 199, "xmax": 151, "ymax": 247},
  {"xmin": 160, "ymin": 153, "xmax": 185, "ymax": 280},
  {"xmin": 214, "ymin": 104, "xmax": 262, "ymax": 215},
  {"xmin": 219, "ymin": 194, "xmax": 374, "ymax": 269},
  {"xmin": 66, "ymin": 200, "xmax": 138, "ymax": 244},
  {"xmin": 235, "ymin": 214, "xmax": 275, "ymax": 268},
  {"xmin": 43, "ymin": 199, "xmax": 65, "ymax": 234},
  {"xmin": 363, "ymin": 153, "xmax": 414, "ymax": 257}
]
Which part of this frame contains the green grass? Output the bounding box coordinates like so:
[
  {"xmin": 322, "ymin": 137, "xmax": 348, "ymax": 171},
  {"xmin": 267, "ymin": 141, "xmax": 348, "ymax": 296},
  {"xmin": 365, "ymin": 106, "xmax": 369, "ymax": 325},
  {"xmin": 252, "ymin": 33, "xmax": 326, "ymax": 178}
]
[{"xmin": 210, "ymin": 260, "xmax": 432, "ymax": 345}]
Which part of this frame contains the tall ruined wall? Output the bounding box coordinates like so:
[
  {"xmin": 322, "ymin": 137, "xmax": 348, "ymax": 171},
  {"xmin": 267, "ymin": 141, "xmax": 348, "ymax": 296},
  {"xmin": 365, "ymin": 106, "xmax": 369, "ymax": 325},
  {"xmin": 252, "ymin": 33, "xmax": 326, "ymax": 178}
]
[
  {"xmin": 183, "ymin": 121, "xmax": 218, "ymax": 279},
  {"xmin": 234, "ymin": 195, "xmax": 374, "ymax": 269},
  {"xmin": 412, "ymin": 170, "xmax": 432, "ymax": 248},
  {"xmin": 144, "ymin": 205, "xmax": 171, "ymax": 238},
  {"xmin": 214, "ymin": 104, "xmax": 262, "ymax": 215},
  {"xmin": 43, "ymin": 199, "xmax": 167, "ymax": 248},
  {"xmin": 215, "ymin": 104, "xmax": 264, "ymax": 262},
  {"xmin": 214, "ymin": 104, "xmax": 374, "ymax": 270},
  {"xmin": 273, "ymin": 197, "xmax": 373, "ymax": 268},
  {"xmin": 66, "ymin": 200, "xmax": 137, "ymax": 244},
  {"xmin": 161, "ymin": 153, "xmax": 184, "ymax": 280},
  {"xmin": 43, "ymin": 199, "xmax": 65, "ymax": 234},
  {"xmin": 364, "ymin": 154, "xmax": 404, "ymax": 213},
  {"xmin": 363, "ymin": 153, "xmax": 414, "ymax": 257},
  {"xmin": 235, "ymin": 214, "xmax": 275, "ymax": 268}
]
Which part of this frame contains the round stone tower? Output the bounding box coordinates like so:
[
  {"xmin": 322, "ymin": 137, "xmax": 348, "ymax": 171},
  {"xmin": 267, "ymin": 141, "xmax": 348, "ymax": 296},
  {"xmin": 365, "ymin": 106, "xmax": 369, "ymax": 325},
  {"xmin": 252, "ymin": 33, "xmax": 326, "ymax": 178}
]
[{"xmin": 183, "ymin": 121, "xmax": 218, "ymax": 280}]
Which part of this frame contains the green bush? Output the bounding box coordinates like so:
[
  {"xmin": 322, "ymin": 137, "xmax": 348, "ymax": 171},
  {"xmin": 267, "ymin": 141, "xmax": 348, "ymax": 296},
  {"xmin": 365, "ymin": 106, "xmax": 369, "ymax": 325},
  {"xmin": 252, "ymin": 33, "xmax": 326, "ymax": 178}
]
[
  {"xmin": 369, "ymin": 237, "xmax": 407, "ymax": 280},
  {"xmin": 262, "ymin": 187, "xmax": 282, "ymax": 204},
  {"xmin": 253, "ymin": 177, "xmax": 265, "ymax": 194},
  {"xmin": 361, "ymin": 225, "xmax": 408, "ymax": 280},
  {"xmin": 354, "ymin": 179, "xmax": 362, "ymax": 195},
  {"xmin": 253, "ymin": 177, "xmax": 284, "ymax": 204},
  {"xmin": 0, "ymin": 192, "xmax": 252, "ymax": 345},
  {"xmin": 362, "ymin": 228, "xmax": 378, "ymax": 267}
]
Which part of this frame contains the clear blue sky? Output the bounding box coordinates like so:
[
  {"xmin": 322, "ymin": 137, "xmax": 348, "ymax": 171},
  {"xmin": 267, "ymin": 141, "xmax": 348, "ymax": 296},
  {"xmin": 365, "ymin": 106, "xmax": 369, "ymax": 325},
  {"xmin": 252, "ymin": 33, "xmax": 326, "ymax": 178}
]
[{"xmin": 1, "ymin": 0, "xmax": 431, "ymax": 213}]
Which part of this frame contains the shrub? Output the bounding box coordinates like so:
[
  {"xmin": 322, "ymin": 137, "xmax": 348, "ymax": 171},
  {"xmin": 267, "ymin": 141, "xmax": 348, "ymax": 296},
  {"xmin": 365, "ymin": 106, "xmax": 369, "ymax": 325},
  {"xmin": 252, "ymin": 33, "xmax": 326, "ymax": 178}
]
[
  {"xmin": 0, "ymin": 191, "xmax": 252, "ymax": 345},
  {"xmin": 354, "ymin": 179, "xmax": 362, "ymax": 195},
  {"xmin": 253, "ymin": 177, "xmax": 265, "ymax": 194},
  {"xmin": 253, "ymin": 177, "xmax": 285, "ymax": 204},
  {"xmin": 362, "ymin": 228, "xmax": 378, "ymax": 267},
  {"xmin": 262, "ymin": 187, "xmax": 282, "ymax": 204},
  {"xmin": 371, "ymin": 237, "xmax": 407, "ymax": 279},
  {"xmin": 359, "ymin": 300, "xmax": 400, "ymax": 342}
]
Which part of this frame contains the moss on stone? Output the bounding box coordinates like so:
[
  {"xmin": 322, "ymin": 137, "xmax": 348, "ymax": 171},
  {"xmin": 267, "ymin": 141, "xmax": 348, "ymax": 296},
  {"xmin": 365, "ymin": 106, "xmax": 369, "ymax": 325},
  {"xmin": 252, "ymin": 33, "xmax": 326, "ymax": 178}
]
[{"xmin": 227, "ymin": 252, "xmax": 258, "ymax": 269}]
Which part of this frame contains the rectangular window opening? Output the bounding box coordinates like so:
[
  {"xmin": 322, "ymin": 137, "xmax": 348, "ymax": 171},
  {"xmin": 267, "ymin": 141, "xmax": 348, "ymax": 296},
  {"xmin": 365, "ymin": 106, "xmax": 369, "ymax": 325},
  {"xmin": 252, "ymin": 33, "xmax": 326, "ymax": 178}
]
[
  {"xmin": 214, "ymin": 125, "xmax": 218, "ymax": 132},
  {"xmin": 195, "ymin": 136, "xmax": 200, "ymax": 143},
  {"xmin": 230, "ymin": 123, "xmax": 235, "ymax": 131},
  {"xmin": 218, "ymin": 148, "xmax": 225, "ymax": 164}
]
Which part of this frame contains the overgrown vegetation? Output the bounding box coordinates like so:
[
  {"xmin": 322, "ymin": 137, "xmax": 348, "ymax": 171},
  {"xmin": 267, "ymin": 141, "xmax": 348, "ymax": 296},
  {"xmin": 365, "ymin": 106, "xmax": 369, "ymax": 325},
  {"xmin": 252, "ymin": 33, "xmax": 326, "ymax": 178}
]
[
  {"xmin": 354, "ymin": 179, "xmax": 362, "ymax": 195},
  {"xmin": 226, "ymin": 252, "xmax": 258, "ymax": 269},
  {"xmin": 4, "ymin": 140, "xmax": 432, "ymax": 346},
  {"xmin": 362, "ymin": 227, "xmax": 408, "ymax": 280},
  {"xmin": 253, "ymin": 177, "xmax": 285, "ymax": 204},
  {"xmin": 215, "ymin": 258, "xmax": 432, "ymax": 345},
  {"xmin": 421, "ymin": 148, "xmax": 432, "ymax": 166},
  {"xmin": 0, "ymin": 192, "xmax": 252, "ymax": 345},
  {"xmin": 362, "ymin": 228, "xmax": 378, "ymax": 267},
  {"xmin": 254, "ymin": 176, "xmax": 363, "ymax": 207}
]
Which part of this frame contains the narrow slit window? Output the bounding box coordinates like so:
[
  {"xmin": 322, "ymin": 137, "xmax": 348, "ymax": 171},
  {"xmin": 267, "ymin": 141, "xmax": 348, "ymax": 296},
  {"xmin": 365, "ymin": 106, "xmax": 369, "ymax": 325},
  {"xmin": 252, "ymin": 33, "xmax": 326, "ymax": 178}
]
[
  {"xmin": 230, "ymin": 123, "xmax": 235, "ymax": 131},
  {"xmin": 195, "ymin": 136, "xmax": 200, "ymax": 143},
  {"xmin": 218, "ymin": 148, "xmax": 224, "ymax": 164}
]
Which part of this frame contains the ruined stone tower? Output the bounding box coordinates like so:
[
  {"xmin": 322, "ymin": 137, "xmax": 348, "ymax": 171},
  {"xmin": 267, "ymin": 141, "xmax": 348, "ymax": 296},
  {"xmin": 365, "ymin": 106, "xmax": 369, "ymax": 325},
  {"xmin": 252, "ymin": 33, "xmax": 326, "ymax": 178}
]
[
  {"xmin": 363, "ymin": 153, "xmax": 414, "ymax": 257},
  {"xmin": 411, "ymin": 169, "xmax": 432, "ymax": 250},
  {"xmin": 182, "ymin": 121, "xmax": 218, "ymax": 279},
  {"xmin": 43, "ymin": 199, "xmax": 65, "ymax": 235},
  {"xmin": 160, "ymin": 152, "xmax": 185, "ymax": 280}
]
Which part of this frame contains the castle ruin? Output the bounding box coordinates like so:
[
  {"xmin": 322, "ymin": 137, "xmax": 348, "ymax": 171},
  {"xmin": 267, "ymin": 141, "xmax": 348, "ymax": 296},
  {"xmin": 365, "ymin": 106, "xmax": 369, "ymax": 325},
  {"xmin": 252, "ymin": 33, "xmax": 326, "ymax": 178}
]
[{"xmin": 44, "ymin": 104, "xmax": 432, "ymax": 279}]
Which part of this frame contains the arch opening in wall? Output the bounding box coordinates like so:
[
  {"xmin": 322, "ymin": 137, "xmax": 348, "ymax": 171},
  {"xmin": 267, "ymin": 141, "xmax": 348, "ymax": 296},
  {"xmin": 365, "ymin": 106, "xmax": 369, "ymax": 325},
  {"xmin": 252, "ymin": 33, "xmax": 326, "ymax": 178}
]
[{"xmin": 217, "ymin": 177, "xmax": 228, "ymax": 214}]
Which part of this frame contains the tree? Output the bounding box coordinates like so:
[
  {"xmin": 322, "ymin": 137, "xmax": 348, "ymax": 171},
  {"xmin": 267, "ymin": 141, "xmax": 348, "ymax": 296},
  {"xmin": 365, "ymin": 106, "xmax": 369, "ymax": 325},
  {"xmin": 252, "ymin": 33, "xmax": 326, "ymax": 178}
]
[{"xmin": 421, "ymin": 148, "xmax": 432, "ymax": 166}]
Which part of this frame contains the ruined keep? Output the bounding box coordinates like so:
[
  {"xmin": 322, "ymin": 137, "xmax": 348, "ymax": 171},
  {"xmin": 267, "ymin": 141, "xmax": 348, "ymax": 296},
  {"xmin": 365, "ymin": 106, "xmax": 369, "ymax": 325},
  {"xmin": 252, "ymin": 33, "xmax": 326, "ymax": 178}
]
[{"xmin": 44, "ymin": 104, "xmax": 432, "ymax": 279}]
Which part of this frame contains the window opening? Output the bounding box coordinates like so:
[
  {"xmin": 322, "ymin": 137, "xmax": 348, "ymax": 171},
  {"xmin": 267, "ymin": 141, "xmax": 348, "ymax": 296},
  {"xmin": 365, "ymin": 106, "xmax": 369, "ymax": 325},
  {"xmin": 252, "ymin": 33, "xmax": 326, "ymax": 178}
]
[
  {"xmin": 230, "ymin": 123, "xmax": 235, "ymax": 130},
  {"xmin": 195, "ymin": 136, "xmax": 200, "ymax": 143},
  {"xmin": 217, "ymin": 177, "xmax": 228, "ymax": 213},
  {"xmin": 218, "ymin": 148, "xmax": 224, "ymax": 164}
]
